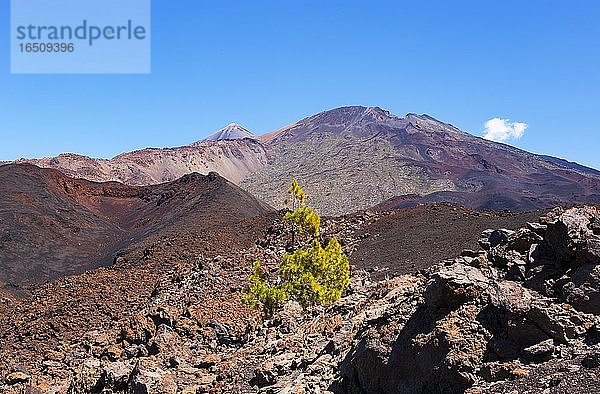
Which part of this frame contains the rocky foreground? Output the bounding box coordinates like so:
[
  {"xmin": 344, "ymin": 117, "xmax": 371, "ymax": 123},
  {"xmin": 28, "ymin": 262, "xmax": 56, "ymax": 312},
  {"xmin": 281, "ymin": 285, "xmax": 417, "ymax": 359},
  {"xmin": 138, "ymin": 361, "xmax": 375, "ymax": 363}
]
[{"xmin": 2, "ymin": 206, "xmax": 600, "ymax": 393}]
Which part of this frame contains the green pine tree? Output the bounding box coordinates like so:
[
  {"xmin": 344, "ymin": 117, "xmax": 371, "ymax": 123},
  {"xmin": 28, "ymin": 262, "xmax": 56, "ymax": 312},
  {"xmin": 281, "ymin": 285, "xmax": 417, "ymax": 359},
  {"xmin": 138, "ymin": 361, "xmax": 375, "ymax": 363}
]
[{"xmin": 243, "ymin": 179, "xmax": 350, "ymax": 316}]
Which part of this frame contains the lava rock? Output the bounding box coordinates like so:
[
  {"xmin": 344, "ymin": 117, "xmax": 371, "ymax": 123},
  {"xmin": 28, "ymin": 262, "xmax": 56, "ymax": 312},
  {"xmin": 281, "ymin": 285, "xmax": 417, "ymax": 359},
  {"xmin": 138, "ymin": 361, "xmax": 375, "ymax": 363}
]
[
  {"xmin": 121, "ymin": 315, "xmax": 155, "ymax": 345},
  {"xmin": 424, "ymin": 264, "xmax": 489, "ymax": 308},
  {"xmin": 522, "ymin": 339, "xmax": 554, "ymax": 362},
  {"xmin": 488, "ymin": 229, "xmax": 515, "ymax": 248}
]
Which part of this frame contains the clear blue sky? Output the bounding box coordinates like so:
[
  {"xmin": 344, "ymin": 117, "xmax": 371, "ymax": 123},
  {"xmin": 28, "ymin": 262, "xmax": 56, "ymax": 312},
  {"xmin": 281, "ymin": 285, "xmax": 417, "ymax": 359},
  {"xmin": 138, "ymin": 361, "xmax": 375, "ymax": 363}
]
[{"xmin": 1, "ymin": 1, "xmax": 598, "ymax": 169}]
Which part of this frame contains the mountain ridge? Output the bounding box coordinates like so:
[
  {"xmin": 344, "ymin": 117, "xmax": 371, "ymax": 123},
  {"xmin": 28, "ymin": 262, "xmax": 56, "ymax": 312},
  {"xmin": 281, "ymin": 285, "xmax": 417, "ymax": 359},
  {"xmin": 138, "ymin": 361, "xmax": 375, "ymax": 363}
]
[
  {"xmin": 5, "ymin": 106, "xmax": 600, "ymax": 214},
  {"xmin": 0, "ymin": 163, "xmax": 273, "ymax": 292}
]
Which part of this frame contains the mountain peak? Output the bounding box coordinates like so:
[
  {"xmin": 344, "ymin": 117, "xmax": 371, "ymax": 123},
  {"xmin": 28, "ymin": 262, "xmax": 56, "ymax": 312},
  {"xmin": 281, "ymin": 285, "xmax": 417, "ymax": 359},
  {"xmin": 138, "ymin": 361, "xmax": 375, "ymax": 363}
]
[
  {"xmin": 262, "ymin": 106, "xmax": 466, "ymax": 144},
  {"xmin": 292, "ymin": 105, "xmax": 400, "ymax": 128},
  {"xmin": 203, "ymin": 123, "xmax": 255, "ymax": 142},
  {"xmin": 316, "ymin": 105, "xmax": 397, "ymax": 119}
]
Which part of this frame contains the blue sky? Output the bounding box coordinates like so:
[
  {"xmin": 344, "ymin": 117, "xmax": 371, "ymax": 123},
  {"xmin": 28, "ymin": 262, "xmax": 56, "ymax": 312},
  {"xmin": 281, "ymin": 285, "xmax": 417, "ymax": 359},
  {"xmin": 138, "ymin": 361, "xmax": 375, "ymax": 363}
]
[{"xmin": 0, "ymin": 0, "xmax": 598, "ymax": 169}]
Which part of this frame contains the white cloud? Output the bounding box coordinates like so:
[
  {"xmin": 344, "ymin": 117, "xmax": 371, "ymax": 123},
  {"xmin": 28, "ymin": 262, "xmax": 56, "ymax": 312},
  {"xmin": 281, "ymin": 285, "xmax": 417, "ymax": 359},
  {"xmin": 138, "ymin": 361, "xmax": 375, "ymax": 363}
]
[{"xmin": 482, "ymin": 118, "xmax": 528, "ymax": 143}]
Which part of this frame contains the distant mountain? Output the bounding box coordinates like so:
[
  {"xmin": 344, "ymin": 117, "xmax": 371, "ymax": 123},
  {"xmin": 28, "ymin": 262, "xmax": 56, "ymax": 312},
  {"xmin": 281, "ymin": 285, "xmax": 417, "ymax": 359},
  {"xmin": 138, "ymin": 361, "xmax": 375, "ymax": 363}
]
[
  {"xmin": 6, "ymin": 106, "xmax": 600, "ymax": 214},
  {"xmin": 0, "ymin": 164, "xmax": 272, "ymax": 290},
  {"xmin": 13, "ymin": 138, "xmax": 270, "ymax": 185},
  {"xmin": 202, "ymin": 123, "xmax": 256, "ymax": 142},
  {"xmin": 241, "ymin": 106, "xmax": 600, "ymax": 214}
]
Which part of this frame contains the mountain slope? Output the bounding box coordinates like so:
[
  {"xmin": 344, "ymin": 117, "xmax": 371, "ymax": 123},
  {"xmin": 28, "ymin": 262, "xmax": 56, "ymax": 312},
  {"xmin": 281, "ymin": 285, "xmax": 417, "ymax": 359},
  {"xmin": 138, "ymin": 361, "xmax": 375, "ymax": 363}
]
[
  {"xmin": 241, "ymin": 106, "xmax": 600, "ymax": 214},
  {"xmin": 6, "ymin": 106, "xmax": 600, "ymax": 215},
  {"xmin": 0, "ymin": 164, "xmax": 272, "ymax": 292}
]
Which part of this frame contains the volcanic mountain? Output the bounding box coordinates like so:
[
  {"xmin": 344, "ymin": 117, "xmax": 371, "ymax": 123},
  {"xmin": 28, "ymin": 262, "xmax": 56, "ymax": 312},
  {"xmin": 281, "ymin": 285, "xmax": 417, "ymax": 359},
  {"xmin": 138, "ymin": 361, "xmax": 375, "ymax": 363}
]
[
  {"xmin": 9, "ymin": 106, "xmax": 600, "ymax": 214},
  {"xmin": 202, "ymin": 123, "xmax": 256, "ymax": 141},
  {"xmin": 243, "ymin": 107, "xmax": 600, "ymax": 213},
  {"xmin": 0, "ymin": 163, "xmax": 272, "ymax": 292}
]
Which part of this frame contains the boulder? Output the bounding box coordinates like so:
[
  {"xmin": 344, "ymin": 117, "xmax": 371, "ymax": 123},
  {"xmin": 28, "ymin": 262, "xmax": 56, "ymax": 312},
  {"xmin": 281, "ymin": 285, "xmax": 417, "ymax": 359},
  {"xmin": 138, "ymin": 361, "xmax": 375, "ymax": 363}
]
[
  {"xmin": 68, "ymin": 359, "xmax": 105, "ymax": 393},
  {"xmin": 340, "ymin": 301, "xmax": 489, "ymax": 393},
  {"xmin": 524, "ymin": 265, "xmax": 561, "ymax": 295},
  {"xmin": 503, "ymin": 251, "xmax": 528, "ymax": 281},
  {"xmin": 121, "ymin": 315, "xmax": 155, "ymax": 345},
  {"xmin": 527, "ymin": 301, "xmax": 591, "ymax": 343},
  {"xmin": 486, "ymin": 280, "xmax": 532, "ymax": 315},
  {"xmin": 102, "ymin": 361, "xmax": 133, "ymax": 391},
  {"xmin": 506, "ymin": 228, "xmax": 543, "ymax": 254},
  {"xmin": 562, "ymin": 263, "xmax": 600, "ymax": 314},
  {"xmin": 478, "ymin": 229, "xmax": 494, "ymax": 250},
  {"xmin": 128, "ymin": 360, "xmax": 177, "ymax": 394},
  {"xmin": 545, "ymin": 207, "xmax": 600, "ymax": 268},
  {"xmin": 424, "ymin": 264, "xmax": 489, "ymax": 308},
  {"xmin": 522, "ymin": 339, "xmax": 554, "ymax": 362},
  {"xmin": 526, "ymin": 221, "xmax": 547, "ymax": 235},
  {"xmin": 147, "ymin": 325, "xmax": 183, "ymax": 357},
  {"xmin": 478, "ymin": 360, "xmax": 525, "ymax": 383},
  {"xmin": 488, "ymin": 229, "xmax": 515, "ymax": 248}
]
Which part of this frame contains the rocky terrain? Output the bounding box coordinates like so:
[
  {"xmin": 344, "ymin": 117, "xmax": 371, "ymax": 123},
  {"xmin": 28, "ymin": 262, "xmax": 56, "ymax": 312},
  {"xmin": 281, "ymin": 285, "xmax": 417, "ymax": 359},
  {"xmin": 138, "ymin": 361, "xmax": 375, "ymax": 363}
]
[
  {"xmin": 8, "ymin": 106, "xmax": 600, "ymax": 215},
  {"xmin": 336, "ymin": 206, "xmax": 600, "ymax": 393},
  {"xmin": 1, "ymin": 171, "xmax": 599, "ymax": 394},
  {"xmin": 351, "ymin": 204, "xmax": 542, "ymax": 280}
]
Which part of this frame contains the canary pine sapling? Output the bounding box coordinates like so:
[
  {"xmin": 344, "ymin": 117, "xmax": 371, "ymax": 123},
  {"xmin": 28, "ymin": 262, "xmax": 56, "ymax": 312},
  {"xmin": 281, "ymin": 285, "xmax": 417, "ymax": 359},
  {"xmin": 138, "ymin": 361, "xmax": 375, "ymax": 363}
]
[{"xmin": 243, "ymin": 179, "xmax": 350, "ymax": 315}]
